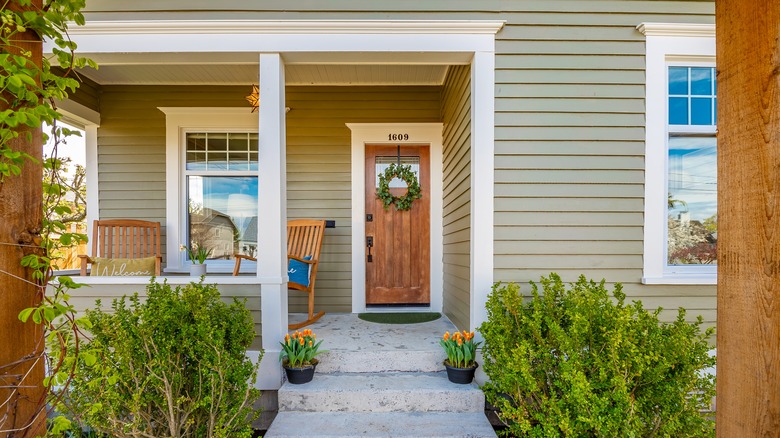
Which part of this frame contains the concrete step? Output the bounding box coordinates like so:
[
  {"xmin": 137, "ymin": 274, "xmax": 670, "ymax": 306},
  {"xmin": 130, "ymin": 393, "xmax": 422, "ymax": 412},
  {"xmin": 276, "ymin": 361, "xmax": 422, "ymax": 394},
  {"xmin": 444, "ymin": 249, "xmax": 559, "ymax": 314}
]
[
  {"xmin": 278, "ymin": 372, "xmax": 485, "ymax": 413},
  {"xmin": 316, "ymin": 349, "xmax": 446, "ymax": 373},
  {"xmin": 264, "ymin": 411, "xmax": 497, "ymax": 437}
]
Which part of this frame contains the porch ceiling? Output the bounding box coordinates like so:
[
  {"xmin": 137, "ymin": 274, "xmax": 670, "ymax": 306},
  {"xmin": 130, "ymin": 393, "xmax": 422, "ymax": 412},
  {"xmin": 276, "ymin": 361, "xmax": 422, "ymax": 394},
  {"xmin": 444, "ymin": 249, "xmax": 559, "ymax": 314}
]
[{"xmin": 75, "ymin": 52, "xmax": 455, "ymax": 86}]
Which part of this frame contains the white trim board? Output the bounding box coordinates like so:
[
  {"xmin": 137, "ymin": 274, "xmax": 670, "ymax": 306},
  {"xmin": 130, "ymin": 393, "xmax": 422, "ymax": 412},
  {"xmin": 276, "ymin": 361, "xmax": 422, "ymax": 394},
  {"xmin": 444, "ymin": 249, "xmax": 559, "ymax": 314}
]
[
  {"xmin": 67, "ymin": 20, "xmax": 505, "ymax": 35},
  {"xmin": 348, "ymin": 123, "xmax": 444, "ymax": 314},
  {"xmin": 50, "ymin": 20, "xmax": 504, "ymax": 58}
]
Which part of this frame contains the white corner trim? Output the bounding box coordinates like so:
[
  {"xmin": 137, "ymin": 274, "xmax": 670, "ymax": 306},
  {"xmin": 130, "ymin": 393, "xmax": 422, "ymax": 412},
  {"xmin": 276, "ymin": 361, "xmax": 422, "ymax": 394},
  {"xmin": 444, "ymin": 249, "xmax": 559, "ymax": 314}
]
[
  {"xmin": 470, "ymin": 51, "xmax": 495, "ymax": 334},
  {"xmin": 637, "ymin": 22, "xmax": 715, "ymax": 38},
  {"xmin": 158, "ymin": 107, "xmax": 259, "ymax": 270},
  {"xmin": 71, "ymin": 20, "xmax": 505, "ymax": 35},
  {"xmin": 347, "ymin": 123, "xmax": 444, "ymax": 314}
]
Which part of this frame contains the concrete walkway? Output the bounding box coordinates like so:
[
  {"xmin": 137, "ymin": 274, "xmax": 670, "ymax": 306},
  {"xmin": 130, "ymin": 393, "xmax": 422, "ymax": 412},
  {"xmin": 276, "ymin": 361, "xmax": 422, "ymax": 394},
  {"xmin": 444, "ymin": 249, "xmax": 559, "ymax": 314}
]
[{"xmin": 266, "ymin": 313, "xmax": 496, "ymax": 437}]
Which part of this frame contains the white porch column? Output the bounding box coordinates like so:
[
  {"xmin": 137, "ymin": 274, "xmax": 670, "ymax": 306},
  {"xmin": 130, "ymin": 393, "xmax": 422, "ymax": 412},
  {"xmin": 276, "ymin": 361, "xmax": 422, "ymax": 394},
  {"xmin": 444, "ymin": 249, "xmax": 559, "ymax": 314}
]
[
  {"xmin": 470, "ymin": 50, "xmax": 495, "ymax": 334},
  {"xmin": 257, "ymin": 53, "xmax": 288, "ymax": 390}
]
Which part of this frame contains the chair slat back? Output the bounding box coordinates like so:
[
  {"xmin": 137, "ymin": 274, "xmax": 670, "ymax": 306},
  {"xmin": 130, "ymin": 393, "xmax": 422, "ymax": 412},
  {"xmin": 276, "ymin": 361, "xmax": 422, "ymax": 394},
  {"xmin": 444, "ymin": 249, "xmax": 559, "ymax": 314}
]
[
  {"xmin": 92, "ymin": 219, "xmax": 161, "ymax": 259},
  {"xmin": 287, "ymin": 219, "xmax": 325, "ymax": 261}
]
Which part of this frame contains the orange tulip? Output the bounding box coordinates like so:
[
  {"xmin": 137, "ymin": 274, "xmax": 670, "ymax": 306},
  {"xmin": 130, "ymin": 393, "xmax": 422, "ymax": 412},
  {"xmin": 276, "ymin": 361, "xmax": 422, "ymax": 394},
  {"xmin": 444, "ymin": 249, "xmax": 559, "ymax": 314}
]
[
  {"xmin": 309, "ymin": 340, "xmax": 313, "ymax": 347},
  {"xmin": 443, "ymin": 331, "xmax": 450, "ymax": 341},
  {"xmin": 457, "ymin": 337, "xmax": 463, "ymax": 346},
  {"xmin": 299, "ymin": 337, "xmax": 305, "ymax": 346}
]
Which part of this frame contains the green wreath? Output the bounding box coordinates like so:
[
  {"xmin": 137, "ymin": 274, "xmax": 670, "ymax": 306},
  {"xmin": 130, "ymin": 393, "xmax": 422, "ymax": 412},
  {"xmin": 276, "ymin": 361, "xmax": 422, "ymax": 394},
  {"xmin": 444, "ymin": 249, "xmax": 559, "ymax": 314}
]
[{"xmin": 377, "ymin": 163, "xmax": 422, "ymax": 211}]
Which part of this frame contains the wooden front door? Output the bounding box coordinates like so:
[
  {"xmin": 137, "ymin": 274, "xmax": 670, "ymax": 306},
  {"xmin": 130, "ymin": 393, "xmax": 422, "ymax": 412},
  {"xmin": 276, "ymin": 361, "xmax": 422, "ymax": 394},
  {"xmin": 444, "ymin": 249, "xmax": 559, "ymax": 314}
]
[{"xmin": 365, "ymin": 145, "xmax": 430, "ymax": 305}]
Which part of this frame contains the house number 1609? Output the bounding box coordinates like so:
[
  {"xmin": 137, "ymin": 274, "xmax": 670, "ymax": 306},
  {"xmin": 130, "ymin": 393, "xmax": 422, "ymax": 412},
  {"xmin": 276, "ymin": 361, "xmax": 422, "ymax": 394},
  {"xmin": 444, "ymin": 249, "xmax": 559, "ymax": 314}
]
[{"xmin": 388, "ymin": 133, "xmax": 409, "ymax": 141}]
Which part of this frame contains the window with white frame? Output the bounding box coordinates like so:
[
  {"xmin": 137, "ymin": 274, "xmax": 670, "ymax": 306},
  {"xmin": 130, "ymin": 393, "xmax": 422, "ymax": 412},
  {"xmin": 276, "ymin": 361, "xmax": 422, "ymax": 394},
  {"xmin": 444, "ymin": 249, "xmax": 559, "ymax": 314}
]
[
  {"xmin": 666, "ymin": 66, "xmax": 717, "ymax": 267},
  {"xmin": 160, "ymin": 108, "xmax": 259, "ymax": 272},
  {"xmin": 639, "ymin": 23, "xmax": 716, "ymax": 284},
  {"xmin": 184, "ymin": 132, "xmax": 258, "ymax": 264}
]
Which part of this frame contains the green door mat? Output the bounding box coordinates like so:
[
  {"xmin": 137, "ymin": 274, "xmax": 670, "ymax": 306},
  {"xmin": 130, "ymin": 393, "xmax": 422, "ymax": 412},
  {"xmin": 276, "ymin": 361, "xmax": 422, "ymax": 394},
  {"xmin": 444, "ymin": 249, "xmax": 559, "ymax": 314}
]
[{"xmin": 358, "ymin": 312, "xmax": 441, "ymax": 324}]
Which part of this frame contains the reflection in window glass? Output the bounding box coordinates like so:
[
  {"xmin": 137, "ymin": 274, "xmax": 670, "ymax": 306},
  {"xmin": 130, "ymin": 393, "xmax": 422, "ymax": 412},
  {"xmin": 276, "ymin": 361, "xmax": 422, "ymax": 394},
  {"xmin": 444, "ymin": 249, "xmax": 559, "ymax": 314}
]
[
  {"xmin": 667, "ymin": 65, "xmax": 717, "ymax": 267},
  {"xmin": 185, "ymin": 132, "xmax": 259, "ymax": 262},
  {"xmin": 667, "ymin": 136, "xmax": 717, "ymax": 265},
  {"xmin": 188, "ymin": 176, "xmax": 258, "ymax": 261},
  {"xmin": 186, "ymin": 132, "xmax": 258, "ymax": 171},
  {"xmin": 668, "ymin": 66, "xmax": 716, "ymax": 126}
]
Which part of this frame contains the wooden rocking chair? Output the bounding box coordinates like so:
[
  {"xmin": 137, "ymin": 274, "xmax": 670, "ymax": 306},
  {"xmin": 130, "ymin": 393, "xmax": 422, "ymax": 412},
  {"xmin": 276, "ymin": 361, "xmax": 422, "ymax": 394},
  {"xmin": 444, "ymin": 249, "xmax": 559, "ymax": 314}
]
[
  {"xmin": 233, "ymin": 219, "xmax": 326, "ymax": 330},
  {"xmin": 79, "ymin": 219, "xmax": 162, "ymax": 276}
]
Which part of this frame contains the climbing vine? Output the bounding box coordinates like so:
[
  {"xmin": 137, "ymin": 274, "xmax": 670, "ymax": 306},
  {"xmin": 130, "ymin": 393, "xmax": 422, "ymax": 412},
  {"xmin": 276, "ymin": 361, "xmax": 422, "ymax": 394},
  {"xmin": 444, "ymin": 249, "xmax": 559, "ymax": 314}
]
[
  {"xmin": 0, "ymin": 0, "xmax": 96, "ymax": 435},
  {"xmin": 376, "ymin": 163, "xmax": 422, "ymax": 211}
]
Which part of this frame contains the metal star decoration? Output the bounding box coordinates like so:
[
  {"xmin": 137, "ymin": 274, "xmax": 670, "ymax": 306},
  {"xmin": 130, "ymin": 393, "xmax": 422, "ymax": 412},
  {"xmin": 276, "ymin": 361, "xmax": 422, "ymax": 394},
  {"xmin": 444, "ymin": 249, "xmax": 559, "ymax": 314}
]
[{"xmin": 245, "ymin": 84, "xmax": 259, "ymax": 112}]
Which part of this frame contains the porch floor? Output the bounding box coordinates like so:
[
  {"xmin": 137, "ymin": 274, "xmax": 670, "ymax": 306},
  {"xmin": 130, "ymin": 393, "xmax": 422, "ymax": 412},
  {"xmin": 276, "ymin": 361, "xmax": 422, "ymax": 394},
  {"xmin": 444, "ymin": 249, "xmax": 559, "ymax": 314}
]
[
  {"xmin": 288, "ymin": 312, "xmax": 457, "ymax": 354},
  {"xmin": 271, "ymin": 313, "xmax": 496, "ymax": 437}
]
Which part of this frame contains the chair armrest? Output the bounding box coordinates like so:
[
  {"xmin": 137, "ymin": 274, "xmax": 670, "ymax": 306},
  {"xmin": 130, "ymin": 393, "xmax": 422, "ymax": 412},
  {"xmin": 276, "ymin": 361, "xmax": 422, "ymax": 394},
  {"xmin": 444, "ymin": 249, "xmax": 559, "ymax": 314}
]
[
  {"xmin": 233, "ymin": 254, "xmax": 257, "ymax": 276},
  {"xmin": 288, "ymin": 255, "xmax": 316, "ymax": 265},
  {"xmin": 78, "ymin": 254, "xmax": 93, "ymax": 276}
]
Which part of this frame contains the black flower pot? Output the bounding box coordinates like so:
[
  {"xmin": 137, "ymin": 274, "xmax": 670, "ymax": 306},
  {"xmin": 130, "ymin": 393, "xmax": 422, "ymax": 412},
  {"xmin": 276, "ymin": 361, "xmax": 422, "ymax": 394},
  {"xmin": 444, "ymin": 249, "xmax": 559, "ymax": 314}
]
[
  {"xmin": 283, "ymin": 360, "xmax": 318, "ymax": 384},
  {"xmin": 444, "ymin": 361, "xmax": 478, "ymax": 384}
]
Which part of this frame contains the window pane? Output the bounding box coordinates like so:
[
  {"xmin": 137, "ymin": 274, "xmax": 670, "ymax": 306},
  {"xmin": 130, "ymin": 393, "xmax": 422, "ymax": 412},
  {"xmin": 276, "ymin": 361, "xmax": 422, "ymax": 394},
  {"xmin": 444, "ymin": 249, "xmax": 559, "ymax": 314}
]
[
  {"xmin": 187, "ymin": 133, "xmax": 207, "ymax": 151},
  {"xmin": 228, "ymin": 152, "xmax": 250, "ymax": 170},
  {"xmin": 690, "ymin": 68, "xmax": 713, "ymax": 95},
  {"xmin": 690, "ymin": 98, "xmax": 713, "ymax": 125},
  {"xmin": 209, "ymin": 133, "xmax": 228, "ymax": 151},
  {"xmin": 669, "ymin": 97, "xmax": 688, "ymax": 125},
  {"xmin": 186, "ymin": 132, "xmax": 258, "ymax": 170},
  {"xmin": 228, "ymin": 133, "xmax": 248, "ymax": 151},
  {"xmin": 667, "ymin": 135, "xmax": 717, "ymax": 265},
  {"xmin": 208, "ymin": 152, "xmax": 228, "ymax": 170},
  {"xmin": 188, "ymin": 176, "xmax": 258, "ymax": 261},
  {"xmin": 186, "ymin": 152, "xmax": 207, "ymax": 170},
  {"xmin": 668, "ymin": 67, "xmax": 688, "ymax": 95},
  {"xmin": 375, "ymin": 156, "xmax": 420, "ymax": 188}
]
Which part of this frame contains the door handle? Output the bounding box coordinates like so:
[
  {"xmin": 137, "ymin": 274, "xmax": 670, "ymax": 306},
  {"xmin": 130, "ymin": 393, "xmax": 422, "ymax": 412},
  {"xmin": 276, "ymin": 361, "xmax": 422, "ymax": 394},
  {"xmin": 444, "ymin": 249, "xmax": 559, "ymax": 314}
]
[{"xmin": 366, "ymin": 236, "xmax": 374, "ymax": 262}]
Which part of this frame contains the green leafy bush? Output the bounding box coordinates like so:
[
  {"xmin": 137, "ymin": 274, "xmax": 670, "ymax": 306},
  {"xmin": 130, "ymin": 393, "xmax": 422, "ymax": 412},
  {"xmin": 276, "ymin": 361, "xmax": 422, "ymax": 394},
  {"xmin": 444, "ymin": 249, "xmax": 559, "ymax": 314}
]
[
  {"xmin": 58, "ymin": 281, "xmax": 260, "ymax": 438},
  {"xmin": 479, "ymin": 274, "xmax": 715, "ymax": 437}
]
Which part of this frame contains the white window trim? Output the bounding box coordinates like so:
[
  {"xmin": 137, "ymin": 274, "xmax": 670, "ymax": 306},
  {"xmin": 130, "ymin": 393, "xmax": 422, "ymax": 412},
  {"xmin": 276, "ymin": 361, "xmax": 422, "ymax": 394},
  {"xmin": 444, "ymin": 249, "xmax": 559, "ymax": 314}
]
[
  {"xmin": 56, "ymin": 99, "xmax": 100, "ymax": 245},
  {"xmin": 639, "ymin": 23, "xmax": 716, "ymax": 285},
  {"xmin": 159, "ymin": 107, "xmax": 259, "ymax": 273},
  {"xmin": 347, "ymin": 123, "xmax": 444, "ymax": 315}
]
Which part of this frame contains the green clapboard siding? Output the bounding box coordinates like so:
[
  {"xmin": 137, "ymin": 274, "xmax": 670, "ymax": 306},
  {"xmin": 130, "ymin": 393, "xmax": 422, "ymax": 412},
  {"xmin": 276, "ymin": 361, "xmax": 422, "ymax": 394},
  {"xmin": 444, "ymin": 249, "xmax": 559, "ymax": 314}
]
[
  {"xmin": 286, "ymin": 85, "xmax": 440, "ymax": 313},
  {"xmin": 97, "ymin": 85, "xmax": 439, "ymax": 314},
  {"xmin": 441, "ymin": 65, "xmax": 471, "ymax": 332},
  {"xmin": 491, "ymin": 1, "xmax": 715, "ymax": 328},
  {"xmin": 87, "ymin": 0, "xmax": 717, "ymax": 327}
]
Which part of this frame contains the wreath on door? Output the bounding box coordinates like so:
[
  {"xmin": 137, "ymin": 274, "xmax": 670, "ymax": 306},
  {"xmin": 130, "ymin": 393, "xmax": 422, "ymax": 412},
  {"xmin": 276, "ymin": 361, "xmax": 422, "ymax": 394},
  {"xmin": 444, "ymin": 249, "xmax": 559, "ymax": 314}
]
[{"xmin": 377, "ymin": 163, "xmax": 422, "ymax": 211}]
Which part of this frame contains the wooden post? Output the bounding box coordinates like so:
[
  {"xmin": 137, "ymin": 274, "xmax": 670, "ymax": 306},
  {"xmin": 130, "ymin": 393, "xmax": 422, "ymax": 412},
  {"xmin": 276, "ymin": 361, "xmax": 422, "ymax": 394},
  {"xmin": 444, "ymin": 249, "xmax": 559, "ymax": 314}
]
[
  {"xmin": 716, "ymin": 1, "xmax": 780, "ymax": 435},
  {"xmin": 0, "ymin": 1, "xmax": 45, "ymax": 436}
]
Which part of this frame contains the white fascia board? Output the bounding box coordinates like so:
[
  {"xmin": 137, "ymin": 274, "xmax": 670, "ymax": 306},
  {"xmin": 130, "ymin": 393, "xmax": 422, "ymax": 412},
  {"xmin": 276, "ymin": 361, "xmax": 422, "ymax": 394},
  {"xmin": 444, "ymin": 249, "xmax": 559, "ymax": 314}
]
[
  {"xmin": 68, "ymin": 20, "xmax": 506, "ymax": 35},
  {"xmin": 53, "ymin": 20, "xmax": 503, "ymax": 55}
]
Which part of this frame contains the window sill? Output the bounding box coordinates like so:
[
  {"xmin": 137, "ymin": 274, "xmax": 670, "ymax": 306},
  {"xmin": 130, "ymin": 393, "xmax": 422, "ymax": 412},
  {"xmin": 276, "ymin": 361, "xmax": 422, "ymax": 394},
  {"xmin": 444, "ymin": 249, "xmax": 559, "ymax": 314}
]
[
  {"xmin": 641, "ymin": 274, "xmax": 716, "ymax": 285},
  {"xmin": 50, "ymin": 272, "xmax": 263, "ymax": 285}
]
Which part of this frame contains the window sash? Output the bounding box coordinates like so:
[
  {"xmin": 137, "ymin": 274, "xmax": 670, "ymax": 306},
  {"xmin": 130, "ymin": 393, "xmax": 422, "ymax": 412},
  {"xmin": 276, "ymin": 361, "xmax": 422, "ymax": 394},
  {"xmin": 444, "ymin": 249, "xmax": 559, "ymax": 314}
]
[
  {"xmin": 663, "ymin": 64, "xmax": 717, "ymax": 275},
  {"xmin": 182, "ymin": 130, "xmax": 259, "ymax": 269}
]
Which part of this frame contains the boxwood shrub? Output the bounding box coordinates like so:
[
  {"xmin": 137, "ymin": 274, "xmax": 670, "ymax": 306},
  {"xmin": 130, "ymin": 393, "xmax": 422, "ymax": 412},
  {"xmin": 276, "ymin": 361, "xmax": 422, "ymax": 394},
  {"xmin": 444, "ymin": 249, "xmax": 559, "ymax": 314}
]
[
  {"xmin": 479, "ymin": 274, "xmax": 715, "ymax": 437},
  {"xmin": 58, "ymin": 281, "xmax": 260, "ymax": 437}
]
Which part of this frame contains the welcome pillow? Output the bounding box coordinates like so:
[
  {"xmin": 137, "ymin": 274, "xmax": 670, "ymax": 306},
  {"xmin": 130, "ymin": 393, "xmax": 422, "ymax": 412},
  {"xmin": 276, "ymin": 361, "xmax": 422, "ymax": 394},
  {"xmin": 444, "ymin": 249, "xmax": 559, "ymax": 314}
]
[
  {"xmin": 288, "ymin": 255, "xmax": 312, "ymax": 287},
  {"xmin": 90, "ymin": 257, "xmax": 156, "ymax": 276}
]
